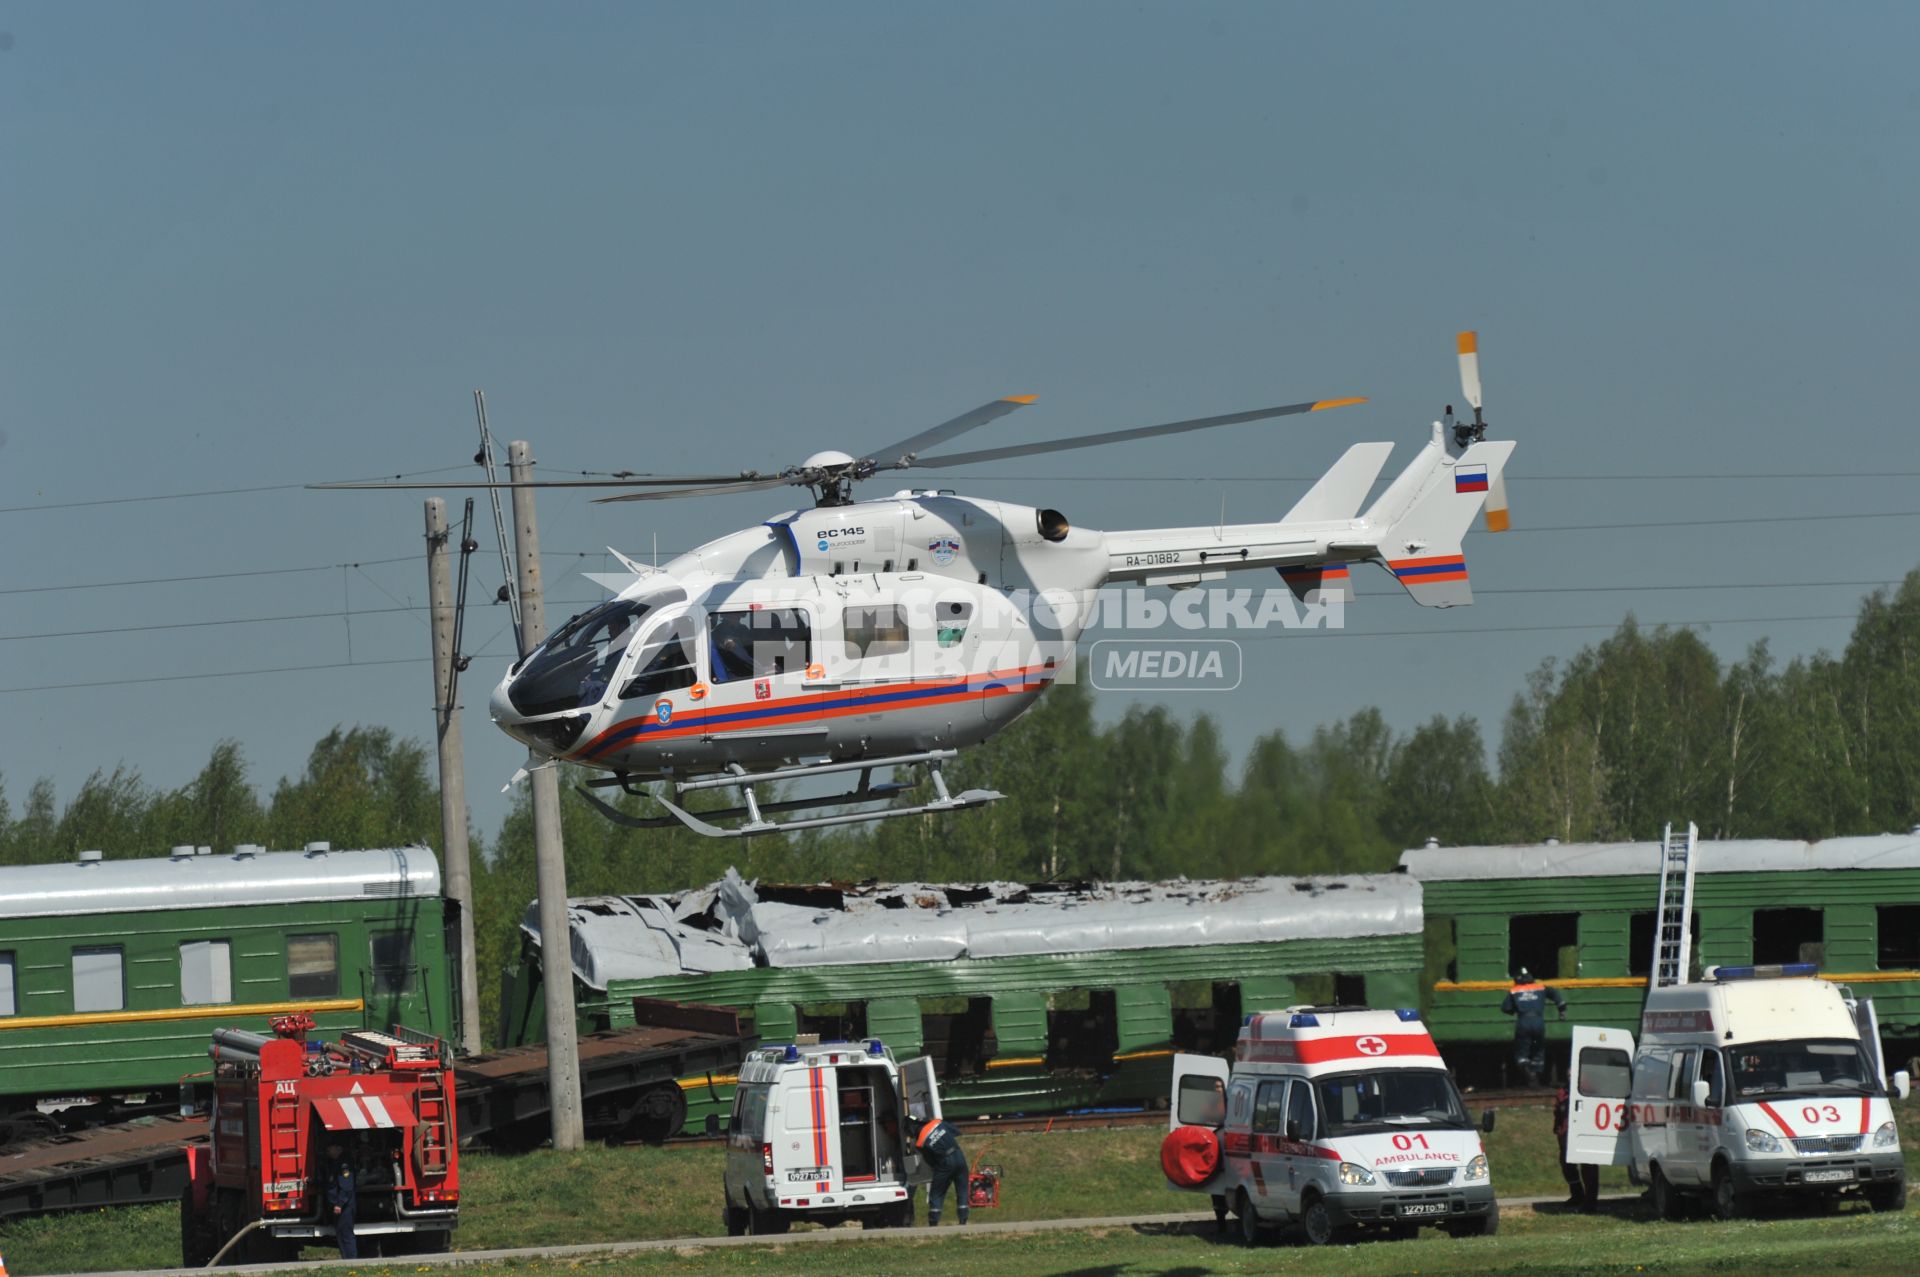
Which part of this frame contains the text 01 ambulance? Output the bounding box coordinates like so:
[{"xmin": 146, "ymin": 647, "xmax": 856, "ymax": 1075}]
[
  {"xmin": 1568, "ymin": 963, "xmax": 1910, "ymax": 1218},
  {"xmin": 722, "ymin": 1037, "xmax": 941, "ymax": 1233},
  {"xmin": 1165, "ymin": 1006, "xmax": 1498, "ymax": 1245}
]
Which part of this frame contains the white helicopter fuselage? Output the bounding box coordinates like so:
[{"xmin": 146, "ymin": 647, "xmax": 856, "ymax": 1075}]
[{"xmin": 488, "ymin": 428, "xmax": 1513, "ymax": 780}]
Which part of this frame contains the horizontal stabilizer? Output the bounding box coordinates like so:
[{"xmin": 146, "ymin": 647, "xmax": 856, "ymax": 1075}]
[
  {"xmin": 1278, "ymin": 562, "xmax": 1354, "ymax": 603},
  {"xmin": 1281, "ymin": 442, "xmax": 1393, "ymax": 524}
]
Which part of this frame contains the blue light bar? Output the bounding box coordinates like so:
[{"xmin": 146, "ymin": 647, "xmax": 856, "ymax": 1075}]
[
  {"xmin": 1289, "ymin": 1013, "xmax": 1320, "ymax": 1028},
  {"xmin": 1396, "ymin": 1008, "xmax": 1422, "ymax": 1021},
  {"xmin": 867, "ymin": 1038, "xmax": 885, "ymax": 1056},
  {"xmin": 783, "ymin": 1044, "xmax": 801, "ymax": 1062},
  {"xmin": 1710, "ymin": 962, "xmax": 1817, "ymax": 982}
]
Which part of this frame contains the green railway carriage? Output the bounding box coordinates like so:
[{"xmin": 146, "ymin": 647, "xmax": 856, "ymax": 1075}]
[
  {"xmin": 500, "ymin": 873, "xmax": 1427, "ymax": 1134},
  {"xmin": 1400, "ymin": 834, "xmax": 1920, "ymax": 1082},
  {"xmin": 0, "ymin": 844, "xmax": 457, "ymax": 1144}
]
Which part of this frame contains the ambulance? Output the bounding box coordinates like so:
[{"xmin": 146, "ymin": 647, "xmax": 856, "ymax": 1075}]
[
  {"xmin": 721, "ymin": 1036, "xmax": 941, "ymax": 1233},
  {"xmin": 1166, "ymin": 1006, "xmax": 1498, "ymax": 1245},
  {"xmin": 1567, "ymin": 964, "xmax": 1910, "ymax": 1219}
]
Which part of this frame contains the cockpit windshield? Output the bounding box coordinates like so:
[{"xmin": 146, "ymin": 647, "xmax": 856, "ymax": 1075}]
[
  {"xmin": 507, "ymin": 597, "xmax": 650, "ymax": 716},
  {"xmin": 1314, "ymin": 1069, "xmax": 1471, "ymax": 1137}
]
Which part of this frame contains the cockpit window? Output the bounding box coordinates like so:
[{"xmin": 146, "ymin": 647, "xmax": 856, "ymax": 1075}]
[
  {"xmin": 708, "ymin": 608, "xmax": 810, "ymax": 683},
  {"xmin": 621, "ymin": 629, "xmax": 698, "ymax": 700},
  {"xmin": 506, "ymin": 598, "xmax": 650, "ymax": 716}
]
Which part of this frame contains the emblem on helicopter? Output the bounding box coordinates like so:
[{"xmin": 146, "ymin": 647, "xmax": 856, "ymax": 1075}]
[
  {"xmin": 754, "ymin": 679, "xmax": 772, "ymax": 701},
  {"xmin": 654, "ymin": 700, "xmax": 673, "ymax": 725},
  {"xmin": 929, "ymin": 537, "xmax": 961, "ymax": 566}
]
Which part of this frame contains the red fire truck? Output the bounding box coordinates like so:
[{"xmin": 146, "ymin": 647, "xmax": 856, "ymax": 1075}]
[{"xmin": 180, "ymin": 1015, "xmax": 458, "ymax": 1265}]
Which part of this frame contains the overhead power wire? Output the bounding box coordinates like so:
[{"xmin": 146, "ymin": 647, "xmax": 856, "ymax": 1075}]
[
  {"xmin": 0, "ymin": 466, "xmax": 477, "ymax": 515},
  {"xmin": 0, "ymin": 550, "xmax": 603, "ymax": 597}
]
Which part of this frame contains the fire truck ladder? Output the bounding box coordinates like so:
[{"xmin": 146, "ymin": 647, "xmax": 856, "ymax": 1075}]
[
  {"xmin": 1649, "ymin": 820, "xmax": 1699, "ymax": 989},
  {"xmin": 414, "ymin": 1077, "xmax": 453, "ymax": 1178},
  {"xmin": 266, "ymin": 1089, "xmax": 303, "ymax": 1192}
]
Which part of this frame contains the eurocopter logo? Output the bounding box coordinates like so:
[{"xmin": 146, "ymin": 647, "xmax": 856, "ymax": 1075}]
[{"xmin": 929, "ymin": 537, "xmax": 960, "ymax": 566}]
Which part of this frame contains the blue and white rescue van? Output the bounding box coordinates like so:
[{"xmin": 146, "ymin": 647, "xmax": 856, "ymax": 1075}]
[
  {"xmin": 722, "ymin": 1037, "xmax": 940, "ymax": 1233},
  {"xmin": 1568, "ymin": 964, "xmax": 1910, "ymax": 1218},
  {"xmin": 1166, "ymin": 1006, "xmax": 1497, "ymax": 1245}
]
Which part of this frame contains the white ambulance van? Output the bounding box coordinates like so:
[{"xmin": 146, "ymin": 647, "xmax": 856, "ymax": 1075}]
[
  {"xmin": 1166, "ymin": 1006, "xmax": 1497, "ymax": 1245},
  {"xmin": 1568, "ymin": 963, "xmax": 1910, "ymax": 1219},
  {"xmin": 721, "ymin": 1037, "xmax": 941, "ymax": 1233}
]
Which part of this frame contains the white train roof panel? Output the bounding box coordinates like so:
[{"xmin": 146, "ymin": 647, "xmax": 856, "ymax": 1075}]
[
  {"xmin": 1398, "ymin": 833, "xmax": 1920, "ymax": 881},
  {"xmin": 0, "ymin": 846, "xmax": 441, "ymax": 918}
]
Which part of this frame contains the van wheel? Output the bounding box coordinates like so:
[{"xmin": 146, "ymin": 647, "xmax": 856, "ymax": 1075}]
[
  {"xmin": 1867, "ymin": 1176, "xmax": 1908, "ymax": 1213},
  {"xmin": 1651, "ymin": 1164, "xmax": 1684, "ymax": 1222},
  {"xmin": 1299, "ymin": 1193, "xmax": 1336, "ymax": 1246},
  {"xmin": 1236, "ymin": 1190, "xmax": 1267, "ymax": 1247},
  {"xmin": 1707, "ymin": 1163, "xmax": 1741, "ymax": 1221},
  {"xmin": 1447, "ymin": 1200, "xmax": 1498, "ymax": 1238},
  {"xmin": 723, "ymin": 1200, "xmax": 748, "ymax": 1236},
  {"xmin": 748, "ymin": 1203, "xmax": 788, "ymax": 1235}
]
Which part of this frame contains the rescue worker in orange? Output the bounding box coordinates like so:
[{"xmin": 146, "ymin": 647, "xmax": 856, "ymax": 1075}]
[
  {"xmin": 1500, "ymin": 967, "xmax": 1565, "ymax": 1086},
  {"xmin": 910, "ymin": 1113, "xmax": 970, "ymax": 1225}
]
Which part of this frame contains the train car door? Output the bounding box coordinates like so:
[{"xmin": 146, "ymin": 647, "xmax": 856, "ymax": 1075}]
[{"xmin": 1566, "ymin": 1025, "xmax": 1635, "ymax": 1166}]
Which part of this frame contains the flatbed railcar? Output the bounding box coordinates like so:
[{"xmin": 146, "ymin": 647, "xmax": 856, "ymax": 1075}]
[{"xmin": 1402, "ymin": 832, "xmax": 1920, "ymax": 1083}]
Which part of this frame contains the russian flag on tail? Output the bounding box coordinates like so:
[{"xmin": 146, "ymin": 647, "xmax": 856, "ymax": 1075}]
[{"xmin": 1454, "ymin": 463, "xmax": 1489, "ymax": 494}]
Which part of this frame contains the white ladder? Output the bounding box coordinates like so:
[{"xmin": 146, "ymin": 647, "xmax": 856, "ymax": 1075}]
[{"xmin": 1649, "ymin": 820, "xmax": 1699, "ymax": 989}]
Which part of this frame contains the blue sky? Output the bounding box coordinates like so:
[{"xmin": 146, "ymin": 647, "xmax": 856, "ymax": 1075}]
[{"xmin": 3, "ymin": 2, "xmax": 1916, "ymax": 842}]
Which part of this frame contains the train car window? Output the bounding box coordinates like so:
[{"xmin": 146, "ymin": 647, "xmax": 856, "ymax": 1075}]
[
  {"xmin": 1251, "ymin": 1079, "xmax": 1285, "ymax": 1134},
  {"xmin": 1753, "ymin": 907, "xmax": 1823, "ymax": 967},
  {"xmin": 72, "ymin": 946, "xmax": 125, "ymax": 1014},
  {"xmin": 371, "ymin": 930, "xmax": 414, "ymax": 996},
  {"xmin": 708, "ymin": 608, "xmax": 811, "ymax": 682},
  {"xmin": 287, "ymin": 934, "xmax": 339, "ymax": 998},
  {"xmin": 1877, "ymin": 905, "xmax": 1920, "ymax": 969},
  {"xmin": 797, "ymin": 1000, "xmax": 867, "ymax": 1040},
  {"xmin": 179, "ymin": 940, "xmax": 233, "ymax": 1006},
  {"xmin": 1509, "ymin": 913, "xmax": 1578, "ymax": 980},
  {"xmin": 919, "ymin": 996, "xmax": 996, "ymax": 1076},
  {"xmin": 844, "ymin": 605, "xmax": 910, "ymax": 658},
  {"xmin": 1046, "ymin": 988, "xmax": 1119, "ymax": 1072},
  {"xmin": 0, "ymin": 952, "xmax": 14, "ymax": 1016},
  {"xmin": 1578, "ymin": 1045, "xmax": 1632, "ymax": 1098},
  {"xmin": 1629, "ymin": 911, "xmax": 1703, "ymax": 977}
]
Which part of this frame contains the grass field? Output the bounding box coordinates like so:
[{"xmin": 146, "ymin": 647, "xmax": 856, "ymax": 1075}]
[{"xmin": 1, "ymin": 1099, "xmax": 1913, "ymax": 1275}]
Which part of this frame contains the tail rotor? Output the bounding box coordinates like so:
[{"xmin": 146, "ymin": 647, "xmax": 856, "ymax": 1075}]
[{"xmin": 1449, "ymin": 330, "xmax": 1510, "ymax": 532}]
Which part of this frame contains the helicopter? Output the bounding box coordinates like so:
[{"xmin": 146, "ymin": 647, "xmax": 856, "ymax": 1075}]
[{"xmin": 319, "ymin": 334, "xmax": 1513, "ymax": 837}]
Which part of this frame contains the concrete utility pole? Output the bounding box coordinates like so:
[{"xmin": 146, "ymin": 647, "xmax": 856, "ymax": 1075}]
[
  {"xmin": 508, "ymin": 440, "xmax": 585, "ymax": 1150},
  {"xmin": 424, "ymin": 498, "xmax": 483, "ymax": 1057}
]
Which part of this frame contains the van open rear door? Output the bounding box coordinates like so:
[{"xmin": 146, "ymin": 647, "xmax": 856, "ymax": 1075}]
[
  {"xmin": 1566, "ymin": 1025, "xmax": 1635, "ymax": 1166},
  {"xmin": 1169, "ymin": 1053, "xmax": 1231, "ymax": 1132},
  {"xmin": 900, "ymin": 1056, "xmax": 942, "ymax": 1122}
]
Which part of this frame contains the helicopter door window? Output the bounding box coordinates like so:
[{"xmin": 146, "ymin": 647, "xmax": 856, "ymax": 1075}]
[
  {"xmin": 844, "ymin": 605, "xmax": 910, "ymax": 659},
  {"xmin": 708, "ymin": 608, "xmax": 811, "ymax": 683},
  {"xmin": 620, "ymin": 632, "xmax": 698, "ymax": 700},
  {"xmin": 936, "ymin": 600, "xmax": 972, "ymax": 648}
]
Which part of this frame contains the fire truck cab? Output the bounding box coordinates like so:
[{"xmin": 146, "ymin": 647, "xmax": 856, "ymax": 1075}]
[
  {"xmin": 181, "ymin": 1018, "xmax": 459, "ymax": 1265},
  {"xmin": 1165, "ymin": 1006, "xmax": 1497, "ymax": 1246},
  {"xmin": 722, "ymin": 1037, "xmax": 940, "ymax": 1233}
]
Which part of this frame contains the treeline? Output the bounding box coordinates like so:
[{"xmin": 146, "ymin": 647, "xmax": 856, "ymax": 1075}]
[{"xmin": 3, "ymin": 570, "xmax": 1916, "ymax": 1044}]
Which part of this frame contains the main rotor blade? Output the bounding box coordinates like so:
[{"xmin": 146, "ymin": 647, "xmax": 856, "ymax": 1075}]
[
  {"xmin": 592, "ymin": 477, "xmax": 796, "ymax": 504},
  {"xmin": 860, "ymin": 395, "xmax": 1039, "ymax": 468},
  {"xmin": 898, "ymin": 397, "xmax": 1365, "ymax": 470},
  {"xmin": 309, "ymin": 473, "xmax": 766, "ymax": 491}
]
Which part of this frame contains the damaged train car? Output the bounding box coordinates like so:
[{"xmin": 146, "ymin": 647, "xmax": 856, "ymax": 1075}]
[{"xmin": 499, "ymin": 870, "xmax": 1424, "ymax": 1134}]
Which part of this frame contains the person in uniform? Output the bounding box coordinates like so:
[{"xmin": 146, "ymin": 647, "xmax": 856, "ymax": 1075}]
[
  {"xmin": 1500, "ymin": 967, "xmax": 1566, "ymax": 1085},
  {"xmin": 325, "ymin": 1139, "xmax": 359, "ymax": 1259},
  {"xmin": 911, "ymin": 1114, "xmax": 971, "ymax": 1226}
]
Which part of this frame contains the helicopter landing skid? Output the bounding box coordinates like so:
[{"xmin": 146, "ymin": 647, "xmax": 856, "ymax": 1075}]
[{"xmin": 577, "ymin": 750, "xmax": 1003, "ymax": 838}]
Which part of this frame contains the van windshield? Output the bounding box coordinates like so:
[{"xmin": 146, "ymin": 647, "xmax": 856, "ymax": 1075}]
[
  {"xmin": 1729, "ymin": 1039, "xmax": 1877, "ymax": 1100},
  {"xmin": 1315, "ymin": 1068, "xmax": 1470, "ymax": 1136}
]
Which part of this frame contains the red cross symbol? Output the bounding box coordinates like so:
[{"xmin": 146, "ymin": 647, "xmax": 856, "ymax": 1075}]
[{"xmin": 1356, "ymin": 1036, "xmax": 1389, "ymax": 1056}]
